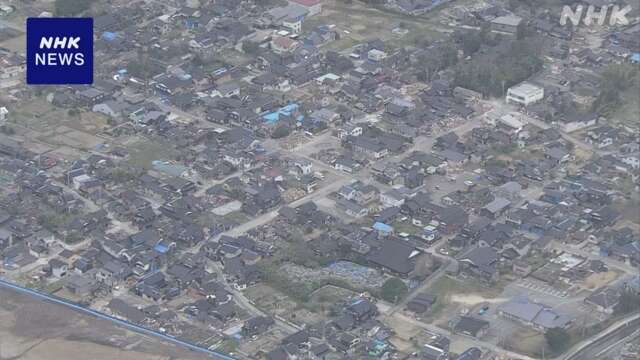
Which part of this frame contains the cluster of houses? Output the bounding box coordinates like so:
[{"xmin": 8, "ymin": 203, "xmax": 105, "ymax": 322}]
[{"xmin": 0, "ymin": 0, "xmax": 639, "ymax": 358}]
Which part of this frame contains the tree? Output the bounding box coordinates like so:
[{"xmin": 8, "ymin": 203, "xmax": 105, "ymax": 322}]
[
  {"xmin": 592, "ymin": 63, "xmax": 640, "ymax": 115},
  {"xmin": 380, "ymin": 277, "xmax": 408, "ymax": 304},
  {"xmin": 614, "ymin": 290, "xmax": 640, "ymax": 315},
  {"xmin": 453, "ymin": 38, "xmax": 543, "ymax": 97},
  {"xmin": 545, "ymin": 327, "xmax": 571, "ymax": 353},
  {"xmin": 271, "ymin": 125, "xmax": 291, "ymax": 139},
  {"xmin": 461, "ymin": 31, "xmax": 483, "ymax": 56},
  {"xmin": 55, "ymin": 0, "xmax": 93, "ymax": 16},
  {"xmin": 241, "ymin": 41, "xmax": 260, "ymax": 55}
]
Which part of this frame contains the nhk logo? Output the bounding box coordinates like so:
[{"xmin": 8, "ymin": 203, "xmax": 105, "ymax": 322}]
[
  {"xmin": 35, "ymin": 37, "xmax": 85, "ymax": 66},
  {"xmin": 560, "ymin": 4, "xmax": 632, "ymax": 27},
  {"xmin": 27, "ymin": 18, "xmax": 93, "ymax": 84}
]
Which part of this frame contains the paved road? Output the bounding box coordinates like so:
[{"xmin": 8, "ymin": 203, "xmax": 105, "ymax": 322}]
[{"xmin": 563, "ymin": 313, "xmax": 640, "ymax": 360}]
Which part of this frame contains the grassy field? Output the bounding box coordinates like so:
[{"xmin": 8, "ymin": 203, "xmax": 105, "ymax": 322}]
[
  {"xmin": 419, "ymin": 275, "xmax": 504, "ymax": 323},
  {"xmin": 302, "ymin": 0, "xmax": 449, "ymax": 52},
  {"xmin": 308, "ymin": 284, "xmax": 359, "ymax": 315},
  {"xmin": 126, "ymin": 138, "xmax": 179, "ymax": 170},
  {"xmin": 611, "ymin": 87, "xmax": 640, "ymax": 130}
]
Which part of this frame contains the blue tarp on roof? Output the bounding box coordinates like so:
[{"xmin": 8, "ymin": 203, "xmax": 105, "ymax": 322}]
[
  {"xmin": 631, "ymin": 53, "xmax": 640, "ymax": 64},
  {"xmin": 373, "ymin": 222, "xmax": 393, "ymax": 233},
  {"xmin": 102, "ymin": 32, "xmax": 117, "ymax": 41},
  {"xmin": 262, "ymin": 103, "xmax": 300, "ymax": 124},
  {"xmin": 154, "ymin": 243, "xmax": 169, "ymax": 254}
]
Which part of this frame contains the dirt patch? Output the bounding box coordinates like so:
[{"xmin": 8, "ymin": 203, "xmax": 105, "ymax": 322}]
[
  {"xmin": 450, "ymin": 294, "xmax": 508, "ymax": 306},
  {"xmin": 503, "ymin": 327, "xmax": 546, "ymax": 358},
  {"xmin": 583, "ymin": 271, "xmax": 621, "ymax": 290},
  {"xmin": 0, "ymin": 288, "xmax": 210, "ymax": 360}
]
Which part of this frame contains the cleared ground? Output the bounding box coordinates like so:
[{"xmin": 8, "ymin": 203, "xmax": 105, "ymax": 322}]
[{"xmin": 0, "ymin": 287, "xmax": 212, "ymax": 360}]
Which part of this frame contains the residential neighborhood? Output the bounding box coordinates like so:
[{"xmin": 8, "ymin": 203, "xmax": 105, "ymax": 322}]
[{"xmin": 0, "ymin": 0, "xmax": 639, "ymax": 359}]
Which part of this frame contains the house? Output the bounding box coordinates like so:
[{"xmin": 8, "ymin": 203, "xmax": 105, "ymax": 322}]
[
  {"xmin": 368, "ymin": 49, "xmax": 388, "ymax": 62},
  {"xmin": 0, "ymin": 52, "xmax": 25, "ymax": 79},
  {"xmin": 271, "ymin": 36, "xmax": 300, "ymax": 54},
  {"xmin": 422, "ymin": 343, "xmax": 448, "ymax": 360},
  {"xmin": 381, "ymin": 189, "xmax": 405, "ymax": 208},
  {"xmin": 506, "ymin": 82, "xmax": 544, "ymax": 106},
  {"xmin": 454, "ymin": 347, "xmax": 482, "ymax": 360},
  {"xmin": 337, "ymin": 124, "xmax": 363, "ymax": 139},
  {"xmin": 457, "ymin": 247, "xmax": 499, "ymax": 283},
  {"xmin": 480, "ymin": 198, "xmax": 511, "ymax": 219},
  {"xmin": 279, "ymin": 16, "xmax": 301, "ymax": 33},
  {"xmin": 345, "ymin": 297, "xmax": 378, "ymax": 322},
  {"xmin": 585, "ymin": 126, "xmax": 619, "ymax": 149},
  {"xmin": 154, "ymin": 74, "xmax": 192, "ymax": 95},
  {"xmin": 46, "ymin": 258, "xmax": 68, "ymax": 278},
  {"xmin": 212, "ymin": 82, "xmax": 241, "ymax": 98},
  {"xmin": 351, "ymin": 136, "xmax": 389, "ymax": 159},
  {"xmin": 76, "ymin": 88, "xmax": 106, "ymax": 106},
  {"xmin": 545, "ymin": 145, "xmax": 571, "ymax": 164},
  {"xmin": 268, "ymin": 2, "xmax": 309, "ymax": 25},
  {"xmin": 334, "ymin": 156, "xmax": 361, "ymax": 173},
  {"xmin": 499, "ymin": 297, "xmax": 572, "ymax": 331},
  {"xmin": 584, "ymin": 287, "xmax": 621, "ymax": 314},
  {"xmin": 108, "ymin": 299, "xmax": 146, "ymax": 324},
  {"xmin": 65, "ymin": 274, "xmax": 97, "ymax": 296},
  {"xmin": 367, "ymin": 238, "xmax": 422, "ymax": 277},
  {"xmin": 96, "ymin": 260, "xmax": 132, "ymax": 287},
  {"xmin": 453, "ymin": 316, "xmax": 489, "ymax": 338},
  {"xmin": 490, "ymin": 14, "xmax": 522, "ymax": 35},
  {"xmin": 498, "ymin": 113, "xmax": 524, "ymax": 134},
  {"xmin": 92, "ymin": 100, "xmax": 130, "ymax": 119},
  {"xmin": 556, "ymin": 113, "xmax": 598, "ymax": 133},
  {"xmin": 0, "ymin": 107, "xmax": 8, "ymax": 124},
  {"xmin": 453, "ymin": 87, "xmax": 482, "ymax": 103},
  {"xmin": 242, "ymin": 316, "xmax": 276, "ymax": 337},
  {"xmin": 621, "ymin": 153, "xmax": 640, "ymax": 169},
  {"xmin": 407, "ymin": 293, "xmax": 437, "ymax": 314},
  {"xmin": 330, "ymin": 332, "xmax": 360, "ymax": 353},
  {"xmin": 336, "ymin": 198, "xmax": 368, "ymax": 218},
  {"xmin": 289, "ymin": 0, "xmax": 322, "ymax": 16},
  {"xmin": 493, "ymin": 181, "xmax": 522, "ymax": 201},
  {"xmin": 512, "ymin": 260, "xmax": 532, "ymax": 277}
]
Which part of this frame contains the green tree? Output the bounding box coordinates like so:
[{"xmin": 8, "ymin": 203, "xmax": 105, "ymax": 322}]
[
  {"xmin": 545, "ymin": 327, "xmax": 571, "ymax": 353},
  {"xmin": 592, "ymin": 63, "xmax": 640, "ymax": 115},
  {"xmin": 380, "ymin": 277, "xmax": 408, "ymax": 304},
  {"xmin": 271, "ymin": 125, "xmax": 291, "ymax": 139},
  {"xmin": 614, "ymin": 290, "xmax": 640, "ymax": 315},
  {"xmin": 453, "ymin": 38, "xmax": 543, "ymax": 97},
  {"xmin": 242, "ymin": 41, "xmax": 260, "ymax": 55},
  {"xmin": 55, "ymin": 0, "xmax": 93, "ymax": 16},
  {"xmin": 461, "ymin": 31, "xmax": 483, "ymax": 56}
]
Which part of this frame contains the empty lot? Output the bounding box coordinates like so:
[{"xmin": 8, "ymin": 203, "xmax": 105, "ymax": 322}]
[{"xmin": 0, "ymin": 287, "xmax": 211, "ymax": 360}]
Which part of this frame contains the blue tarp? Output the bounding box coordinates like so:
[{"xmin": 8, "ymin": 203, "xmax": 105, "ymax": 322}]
[
  {"xmin": 154, "ymin": 243, "xmax": 169, "ymax": 253},
  {"xmin": 102, "ymin": 31, "xmax": 117, "ymax": 41},
  {"xmin": 373, "ymin": 222, "xmax": 393, "ymax": 233},
  {"xmin": 262, "ymin": 103, "xmax": 300, "ymax": 124}
]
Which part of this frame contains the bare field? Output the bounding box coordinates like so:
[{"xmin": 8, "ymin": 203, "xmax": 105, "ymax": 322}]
[{"xmin": 0, "ymin": 288, "xmax": 212, "ymax": 360}]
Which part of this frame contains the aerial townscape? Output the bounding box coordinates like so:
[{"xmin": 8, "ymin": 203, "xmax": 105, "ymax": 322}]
[{"xmin": 0, "ymin": 0, "xmax": 639, "ymax": 359}]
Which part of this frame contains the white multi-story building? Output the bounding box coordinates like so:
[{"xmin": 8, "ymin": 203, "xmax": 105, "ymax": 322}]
[{"xmin": 506, "ymin": 82, "xmax": 544, "ymax": 106}]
